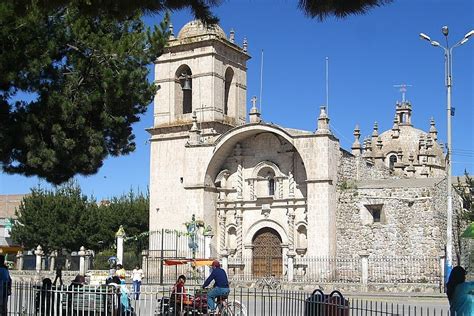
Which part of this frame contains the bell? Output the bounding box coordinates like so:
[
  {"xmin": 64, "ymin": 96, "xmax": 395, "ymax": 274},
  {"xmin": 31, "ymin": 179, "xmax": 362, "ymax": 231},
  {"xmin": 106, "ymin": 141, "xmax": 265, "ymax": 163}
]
[{"xmin": 182, "ymin": 75, "xmax": 192, "ymax": 91}]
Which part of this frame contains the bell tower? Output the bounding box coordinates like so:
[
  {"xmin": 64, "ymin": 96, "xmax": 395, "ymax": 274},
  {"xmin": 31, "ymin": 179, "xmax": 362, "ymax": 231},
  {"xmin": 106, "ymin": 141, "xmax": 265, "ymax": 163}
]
[{"xmin": 153, "ymin": 20, "xmax": 250, "ymax": 129}]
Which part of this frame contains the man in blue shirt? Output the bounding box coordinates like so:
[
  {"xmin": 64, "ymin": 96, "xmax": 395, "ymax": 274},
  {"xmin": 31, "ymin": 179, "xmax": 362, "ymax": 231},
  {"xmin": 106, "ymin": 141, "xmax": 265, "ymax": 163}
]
[{"xmin": 202, "ymin": 260, "xmax": 230, "ymax": 312}]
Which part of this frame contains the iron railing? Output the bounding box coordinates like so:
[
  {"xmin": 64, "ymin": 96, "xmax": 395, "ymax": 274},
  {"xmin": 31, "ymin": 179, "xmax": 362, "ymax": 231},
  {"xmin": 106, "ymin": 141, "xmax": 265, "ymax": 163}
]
[{"xmin": 4, "ymin": 281, "xmax": 451, "ymax": 315}]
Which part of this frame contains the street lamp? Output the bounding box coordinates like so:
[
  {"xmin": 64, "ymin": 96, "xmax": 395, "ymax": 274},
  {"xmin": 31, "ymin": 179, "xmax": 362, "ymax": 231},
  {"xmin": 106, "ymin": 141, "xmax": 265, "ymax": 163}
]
[{"xmin": 420, "ymin": 26, "xmax": 474, "ymax": 280}]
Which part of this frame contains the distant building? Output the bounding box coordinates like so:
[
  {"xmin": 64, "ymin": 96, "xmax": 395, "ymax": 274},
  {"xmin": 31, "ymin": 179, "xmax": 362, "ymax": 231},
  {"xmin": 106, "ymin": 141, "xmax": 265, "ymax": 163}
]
[
  {"xmin": 0, "ymin": 194, "xmax": 25, "ymax": 258},
  {"xmin": 147, "ymin": 20, "xmax": 463, "ymax": 282}
]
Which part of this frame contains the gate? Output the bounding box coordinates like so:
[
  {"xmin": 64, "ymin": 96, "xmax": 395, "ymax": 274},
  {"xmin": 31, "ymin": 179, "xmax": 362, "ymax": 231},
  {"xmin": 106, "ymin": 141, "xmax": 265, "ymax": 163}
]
[{"xmin": 252, "ymin": 227, "xmax": 282, "ymax": 277}]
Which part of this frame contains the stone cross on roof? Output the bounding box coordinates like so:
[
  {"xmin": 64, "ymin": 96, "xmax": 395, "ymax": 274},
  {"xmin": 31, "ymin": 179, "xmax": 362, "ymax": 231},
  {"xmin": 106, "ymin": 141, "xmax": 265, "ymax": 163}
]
[
  {"xmin": 394, "ymin": 83, "xmax": 413, "ymax": 103},
  {"xmin": 251, "ymin": 96, "xmax": 257, "ymax": 109}
]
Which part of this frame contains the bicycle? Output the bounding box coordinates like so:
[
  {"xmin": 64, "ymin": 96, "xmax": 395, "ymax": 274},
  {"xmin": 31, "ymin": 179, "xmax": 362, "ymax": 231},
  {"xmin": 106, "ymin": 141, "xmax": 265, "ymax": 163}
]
[{"xmin": 213, "ymin": 294, "xmax": 246, "ymax": 316}]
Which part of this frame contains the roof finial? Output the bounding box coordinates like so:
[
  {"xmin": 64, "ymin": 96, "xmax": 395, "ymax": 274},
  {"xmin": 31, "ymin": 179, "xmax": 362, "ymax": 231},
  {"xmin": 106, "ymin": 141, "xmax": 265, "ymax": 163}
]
[
  {"xmin": 249, "ymin": 96, "xmax": 261, "ymax": 123},
  {"xmin": 229, "ymin": 29, "xmax": 235, "ymax": 43},
  {"xmin": 372, "ymin": 121, "xmax": 379, "ymax": 137},
  {"xmin": 169, "ymin": 23, "xmax": 175, "ymax": 40},
  {"xmin": 351, "ymin": 125, "xmax": 362, "ymax": 156},
  {"xmin": 429, "ymin": 117, "xmax": 438, "ymax": 141},
  {"xmin": 243, "ymin": 37, "xmax": 248, "ymax": 52},
  {"xmin": 393, "ymin": 83, "xmax": 413, "ymax": 103}
]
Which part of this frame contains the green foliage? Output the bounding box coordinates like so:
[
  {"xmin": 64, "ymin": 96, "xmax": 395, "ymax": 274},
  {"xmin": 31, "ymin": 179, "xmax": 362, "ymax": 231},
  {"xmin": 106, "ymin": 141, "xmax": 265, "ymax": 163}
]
[
  {"xmin": 11, "ymin": 183, "xmax": 149, "ymax": 256},
  {"xmin": 11, "ymin": 182, "xmax": 100, "ymax": 254},
  {"xmin": 455, "ymin": 170, "xmax": 474, "ymax": 220},
  {"xmin": 0, "ymin": 2, "xmax": 169, "ymax": 184}
]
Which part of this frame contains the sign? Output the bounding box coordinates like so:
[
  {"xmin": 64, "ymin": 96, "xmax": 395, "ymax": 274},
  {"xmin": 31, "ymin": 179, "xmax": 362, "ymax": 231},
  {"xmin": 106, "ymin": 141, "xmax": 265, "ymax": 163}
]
[{"xmin": 4, "ymin": 218, "xmax": 12, "ymax": 238}]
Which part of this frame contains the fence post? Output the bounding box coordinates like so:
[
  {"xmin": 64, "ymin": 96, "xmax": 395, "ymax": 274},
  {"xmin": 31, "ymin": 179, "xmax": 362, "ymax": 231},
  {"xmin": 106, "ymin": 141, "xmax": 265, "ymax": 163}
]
[
  {"xmin": 359, "ymin": 250, "xmax": 369, "ymax": 291},
  {"xmin": 50, "ymin": 250, "xmax": 57, "ymax": 272},
  {"xmin": 116, "ymin": 225, "xmax": 126, "ymax": 265},
  {"xmin": 16, "ymin": 251, "xmax": 23, "ymax": 271},
  {"xmin": 35, "ymin": 245, "xmax": 43, "ymax": 273},
  {"xmin": 439, "ymin": 252, "xmax": 446, "ymax": 293},
  {"xmin": 204, "ymin": 229, "xmax": 214, "ymax": 280},
  {"xmin": 79, "ymin": 246, "xmax": 86, "ymax": 276},
  {"xmin": 287, "ymin": 250, "xmax": 296, "ymax": 282},
  {"xmin": 221, "ymin": 249, "xmax": 229, "ymax": 272}
]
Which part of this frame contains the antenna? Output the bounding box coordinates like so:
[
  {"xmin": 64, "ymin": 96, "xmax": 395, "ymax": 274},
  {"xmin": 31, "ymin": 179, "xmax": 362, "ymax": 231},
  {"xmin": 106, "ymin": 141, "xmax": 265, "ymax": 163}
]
[
  {"xmin": 325, "ymin": 57, "xmax": 329, "ymax": 115},
  {"xmin": 393, "ymin": 83, "xmax": 413, "ymax": 103},
  {"xmin": 259, "ymin": 49, "xmax": 264, "ymax": 113}
]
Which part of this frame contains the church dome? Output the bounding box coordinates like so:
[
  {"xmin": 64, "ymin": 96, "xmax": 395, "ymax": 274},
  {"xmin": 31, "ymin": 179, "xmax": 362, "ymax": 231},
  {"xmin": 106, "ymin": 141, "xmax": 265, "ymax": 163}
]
[
  {"xmin": 379, "ymin": 125, "xmax": 430, "ymax": 154},
  {"xmin": 177, "ymin": 20, "xmax": 227, "ymax": 40}
]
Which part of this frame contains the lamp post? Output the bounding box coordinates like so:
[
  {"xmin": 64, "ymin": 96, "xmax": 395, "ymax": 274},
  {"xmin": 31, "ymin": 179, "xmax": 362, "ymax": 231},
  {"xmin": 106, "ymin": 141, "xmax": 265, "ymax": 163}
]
[{"xmin": 420, "ymin": 26, "xmax": 474, "ymax": 280}]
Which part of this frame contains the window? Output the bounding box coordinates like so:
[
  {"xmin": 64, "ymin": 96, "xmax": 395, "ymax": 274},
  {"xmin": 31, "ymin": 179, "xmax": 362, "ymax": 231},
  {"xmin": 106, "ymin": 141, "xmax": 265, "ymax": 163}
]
[
  {"xmin": 389, "ymin": 155, "xmax": 397, "ymax": 170},
  {"xmin": 224, "ymin": 68, "xmax": 234, "ymax": 115},
  {"xmin": 175, "ymin": 65, "xmax": 192, "ymax": 115},
  {"xmin": 268, "ymin": 178, "xmax": 275, "ymax": 196},
  {"xmin": 365, "ymin": 204, "xmax": 384, "ymax": 224}
]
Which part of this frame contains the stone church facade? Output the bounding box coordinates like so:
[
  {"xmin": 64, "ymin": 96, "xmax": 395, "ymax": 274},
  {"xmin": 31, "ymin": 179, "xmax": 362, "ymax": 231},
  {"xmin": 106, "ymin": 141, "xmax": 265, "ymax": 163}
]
[{"xmin": 148, "ymin": 21, "xmax": 459, "ymax": 279}]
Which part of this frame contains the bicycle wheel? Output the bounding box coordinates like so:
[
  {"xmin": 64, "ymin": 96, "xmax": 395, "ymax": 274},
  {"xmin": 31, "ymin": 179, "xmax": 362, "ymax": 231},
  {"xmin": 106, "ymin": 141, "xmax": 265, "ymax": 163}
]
[{"xmin": 226, "ymin": 301, "xmax": 246, "ymax": 316}]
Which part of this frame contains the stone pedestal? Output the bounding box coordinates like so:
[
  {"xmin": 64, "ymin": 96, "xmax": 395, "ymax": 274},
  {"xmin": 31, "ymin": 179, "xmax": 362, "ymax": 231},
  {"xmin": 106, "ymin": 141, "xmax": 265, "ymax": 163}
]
[
  {"xmin": 359, "ymin": 251, "xmax": 369, "ymax": 292},
  {"xmin": 116, "ymin": 225, "xmax": 126, "ymax": 265},
  {"xmin": 34, "ymin": 245, "xmax": 43, "ymax": 273},
  {"xmin": 16, "ymin": 251, "xmax": 23, "ymax": 271},
  {"xmin": 287, "ymin": 251, "xmax": 296, "ymax": 282},
  {"xmin": 79, "ymin": 246, "xmax": 86, "ymax": 276},
  {"xmin": 221, "ymin": 249, "xmax": 229, "ymax": 273}
]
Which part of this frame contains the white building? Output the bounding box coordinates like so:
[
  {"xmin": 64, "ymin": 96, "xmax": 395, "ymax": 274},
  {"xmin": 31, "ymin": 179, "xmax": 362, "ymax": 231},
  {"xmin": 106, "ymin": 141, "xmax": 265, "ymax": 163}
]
[{"xmin": 148, "ymin": 21, "xmax": 459, "ymax": 280}]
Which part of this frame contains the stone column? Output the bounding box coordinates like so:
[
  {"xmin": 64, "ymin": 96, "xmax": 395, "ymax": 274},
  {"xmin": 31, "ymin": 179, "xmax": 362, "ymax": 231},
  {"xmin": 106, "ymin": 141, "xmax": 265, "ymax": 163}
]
[
  {"xmin": 281, "ymin": 244, "xmax": 289, "ymax": 277},
  {"xmin": 359, "ymin": 251, "xmax": 369, "ymax": 291},
  {"xmin": 78, "ymin": 246, "xmax": 86, "ymax": 276},
  {"xmin": 243, "ymin": 244, "xmax": 253, "ymax": 278},
  {"xmin": 50, "ymin": 250, "xmax": 57, "ymax": 272},
  {"xmin": 116, "ymin": 225, "xmax": 126, "ymax": 265},
  {"xmin": 221, "ymin": 250, "xmax": 229, "ymax": 272},
  {"xmin": 439, "ymin": 252, "xmax": 446, "ymax": 290},
  {"xmin": 16, "ymin": 251, "xmax": 23, "ymax": 271},
  {"xmin": 35, "ymin": 245, "xmax": 43, "ymax": 273},
  {"xmin": 219, "ymin": 210, "xmax": 226, "ymax": 254},
  {"xmin": 236, "ymin": 211, "xmax": 243, "ymax": 257},
  {"xmin": 287, "ymin": 250, "xmax": 296, "ymax": 282},
  {"xmin": 204, "ymin": 229, "xmax": 214, "ymax": 280},
  {"xmin": 287, "ymin": 208, "xmax": 295, "ymax": 250}
]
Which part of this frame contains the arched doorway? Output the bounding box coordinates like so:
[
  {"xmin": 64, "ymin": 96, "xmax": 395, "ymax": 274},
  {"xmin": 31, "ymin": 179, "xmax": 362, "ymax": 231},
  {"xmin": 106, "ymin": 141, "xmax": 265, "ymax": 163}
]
[{"xmin": 252, "ymin": 227, "xmax": 282, "ymax": 277}]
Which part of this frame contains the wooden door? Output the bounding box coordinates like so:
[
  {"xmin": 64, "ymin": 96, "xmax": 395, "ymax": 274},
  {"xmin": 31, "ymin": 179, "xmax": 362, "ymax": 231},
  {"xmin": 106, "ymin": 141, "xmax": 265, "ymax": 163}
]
[{"xmin": 252, "ymin": 228, "xmax": 282, "ymax": 277}]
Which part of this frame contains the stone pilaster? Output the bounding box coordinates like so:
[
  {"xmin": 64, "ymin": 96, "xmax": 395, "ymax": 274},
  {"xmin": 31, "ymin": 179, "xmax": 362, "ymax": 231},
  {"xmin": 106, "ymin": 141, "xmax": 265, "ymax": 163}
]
[
  {"xmin": 219, "ymin": 210, "xmax": 226, "ymax": 254},
  {"xmin": 236, "ymin": 210, "xmax": 243, "ymax": 257}
]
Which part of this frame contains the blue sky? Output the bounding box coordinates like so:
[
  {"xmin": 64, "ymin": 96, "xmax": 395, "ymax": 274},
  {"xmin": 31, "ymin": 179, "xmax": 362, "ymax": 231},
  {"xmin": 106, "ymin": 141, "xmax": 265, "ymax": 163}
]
[{"xmin": 1, "ymin": 0, "xmax": 473, "ymax": 200}]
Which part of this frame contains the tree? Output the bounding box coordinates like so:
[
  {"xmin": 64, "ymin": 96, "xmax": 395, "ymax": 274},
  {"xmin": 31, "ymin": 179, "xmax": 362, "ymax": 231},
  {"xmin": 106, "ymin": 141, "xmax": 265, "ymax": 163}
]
[
  {"xmin": 1, "ymin": 0, "xmax": 392, "ymax": 184},
  {"xmin": 0, "ymin": 2, "xmax": 170, "ymax": 184},
  {"xmin": 95, "ymin": 190, "xmax": 149, "ymax": 252},
  {"xmin": 11, "ymin": 183, "xmax": 100, "ymax": 253},
  {"xmin": 11, "ymin": 183, "xmax": 149, "ymax": 255},
  {"xmin": 298, "ymin": 0, "xmax": 393, "ymax": 20},
  {"xmin": 455, "ymin": 171, "xmax": 474, "ymax": 220}
]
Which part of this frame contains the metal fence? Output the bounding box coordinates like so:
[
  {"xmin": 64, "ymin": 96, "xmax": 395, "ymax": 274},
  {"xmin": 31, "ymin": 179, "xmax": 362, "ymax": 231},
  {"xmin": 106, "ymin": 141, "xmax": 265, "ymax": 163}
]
[
  {"xmin": 368, "ymin": 257, "xmax": 441, "ymax": 284},
  {"xmin": 4, "ymin": 282, "xmax": 452, "ymax": 315}
]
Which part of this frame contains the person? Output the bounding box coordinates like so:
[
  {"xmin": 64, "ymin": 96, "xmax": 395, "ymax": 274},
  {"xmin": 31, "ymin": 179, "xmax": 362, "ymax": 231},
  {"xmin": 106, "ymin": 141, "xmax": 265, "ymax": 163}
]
[
  {"xmin": 39, "ymin": 278, "xmax": 53, "ymax": 316},
  {"xmin": 116, "ymin": 264, "xmax": 126, "ymax": 280},
  {"xmin": 446, "ymin": 265, "xmax": 474, "ymax": 315},
  {"xmin": 0, "ymin": 255, "xmax": 11, "ymax": 316},
  {"xmin": 53, "ymin": 261, "xmax": 63, "ymax": 287},
  {"xmin": 171, "ymin": 274, "xmax": 187, "ymax": 312},
  {"xmin": 107, "ymin": 276, "xmax": 134, "ymax": 315},
  {"xmin": 131, "ymin": 265, "xmax": 144, "ymax": 299},
  {"xmin": 202, "ymin": 260, "xmax": 230, "ymax": 313}
]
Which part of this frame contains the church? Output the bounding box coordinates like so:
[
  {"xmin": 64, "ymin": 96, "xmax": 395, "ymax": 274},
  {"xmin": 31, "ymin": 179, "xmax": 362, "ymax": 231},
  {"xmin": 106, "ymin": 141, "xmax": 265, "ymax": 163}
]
[{"xmin": 147, "ymin": 20, "xmax": 459, "ymax": 281}]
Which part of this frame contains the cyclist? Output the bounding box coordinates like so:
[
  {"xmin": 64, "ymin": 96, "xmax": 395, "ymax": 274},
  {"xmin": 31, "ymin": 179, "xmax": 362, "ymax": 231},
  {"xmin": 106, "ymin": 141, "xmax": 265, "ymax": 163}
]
[{"xmin": 202, "ymin": 260, "xmax": 230, "ymax": 313}]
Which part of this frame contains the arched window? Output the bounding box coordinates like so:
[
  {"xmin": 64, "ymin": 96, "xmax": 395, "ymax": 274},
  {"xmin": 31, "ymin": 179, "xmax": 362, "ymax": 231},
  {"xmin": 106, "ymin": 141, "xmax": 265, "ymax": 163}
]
[
  {"xmin": 224, "ymin": 67, "xmax": 234, "ymax": 115},
  {"xmin": 389, "ymin": 154, "xmax": 397, "ymax": 170},
  {"xmin": 175, "ymin": 65, "xmax": 192, "ymax": 115},
  {"xmin": 268, "ymin": 178, "xmax": 275, "ymax": 196}
]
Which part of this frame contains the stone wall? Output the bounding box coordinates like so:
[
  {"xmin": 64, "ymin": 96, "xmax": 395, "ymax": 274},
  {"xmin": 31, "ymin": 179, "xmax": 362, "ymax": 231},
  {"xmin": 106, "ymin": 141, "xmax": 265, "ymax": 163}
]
[{"xmin": 336, "ymin": 181, "xmax": 445, "ymax": 259}]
